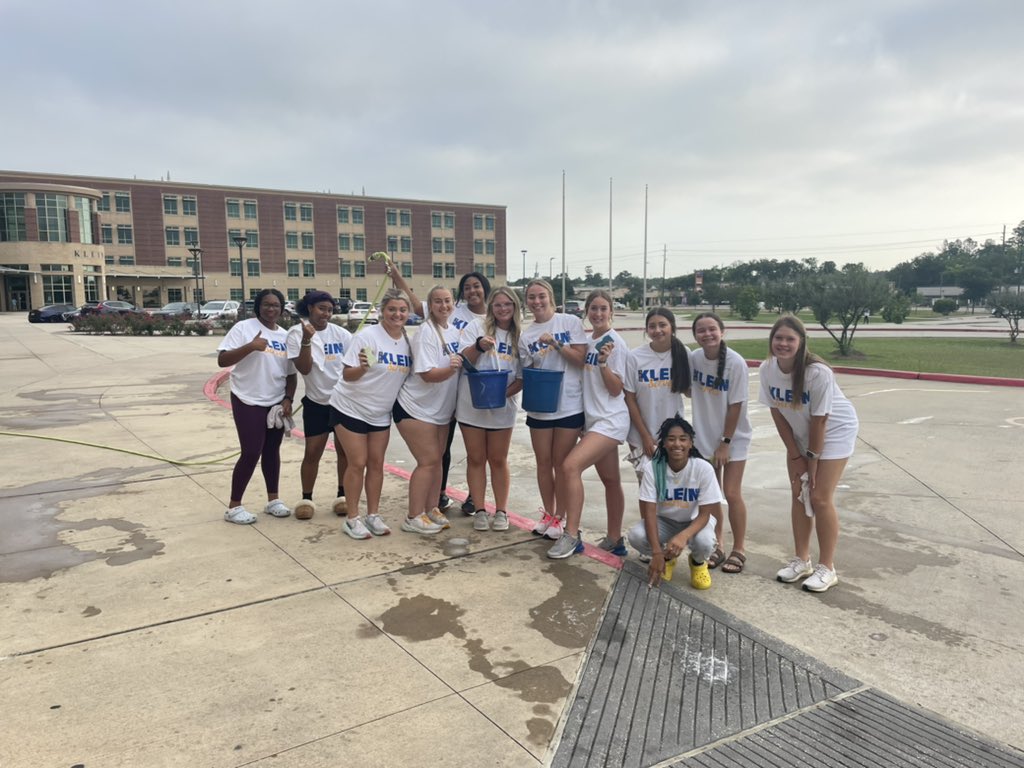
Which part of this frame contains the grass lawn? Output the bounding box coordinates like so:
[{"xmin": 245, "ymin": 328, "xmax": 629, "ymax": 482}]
[{"xmin": 726, "ymin": 337, "xmax": 1024, "ymax": 380}]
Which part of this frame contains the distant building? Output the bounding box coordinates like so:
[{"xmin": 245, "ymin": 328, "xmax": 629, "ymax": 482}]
[
  {"xmin": 0, "ymin": 170, "xmax": 506, "ymax": 311},
  {"xmin": 917, "ymin": 286, "xmax": 965, "ymax": 304}
]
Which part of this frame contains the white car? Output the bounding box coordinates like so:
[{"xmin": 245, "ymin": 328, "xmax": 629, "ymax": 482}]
[
  {"xmin": 199, "ymin": 300, "xmax": 240, "ymax": 320},
  {"xmin": 347, "ymin": 301, "xmax": 379, "ymax": 324}
]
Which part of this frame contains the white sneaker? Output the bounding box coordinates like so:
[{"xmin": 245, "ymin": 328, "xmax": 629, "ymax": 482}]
[
  {"xmin": 776, "ymin": 557, "xmax": 814, "ymax": 583},
  {"xmin": 426, "ymin": 507, "xmax": 451, "ymax": 529},
  {"xmin": 547, "ymin": 531, "xmax": 584, "ymax": 559},
  {"xmin": 802, "ymin": 564, "xmax": 839, "ymax": 593},
  {"xmin": 224, "ymin": 505, "xmax": 256, "ymax": 525},
  {"xmin": 532, "ymin": 509, "xmax": 554, "ymax": 536},
  {"xmin": 544, "ymin": 517, "xmax": 565, "ymax": 541},
  {"xmin": 401, "ymin": 513, "xmax": 444, "ymax": 535},
  {"xmin": 474, "ymin": 512, "xmax": 491, "ymax": 531},
  {"xmin": 492, "ymin": 510, "xmax": 509, "ymax": 531},
  {"xmin": 365, "ymin": 514, "xmax": 391, "ymax": 536},
  {"xmin": 343, "ymin": 516, "xmax": 372, "ymax": 540},
  {"xmin": 264, "ymin": 500, "xmax": 292, "ymax": 518}
]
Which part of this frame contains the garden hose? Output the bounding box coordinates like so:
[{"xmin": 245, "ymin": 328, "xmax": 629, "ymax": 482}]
[{"xmin": 0, "ymin": 430, "xmax": 240, "ymax": 467}]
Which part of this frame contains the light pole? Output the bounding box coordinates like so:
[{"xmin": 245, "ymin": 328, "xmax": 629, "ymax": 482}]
[
  {"xmin": 521, "ymin": 249, "xmax": 527, "ymax": 285},
  {"xmin": 549, "ymin": 257, "xmax": 555, "ymax": 281},
  {"xmin": 232, "ymin": 235, "xmax": 248, "ymax": 319},
  {"xmin": 187, "ymin": 244, "xmax": 203, "ymax": 313}
]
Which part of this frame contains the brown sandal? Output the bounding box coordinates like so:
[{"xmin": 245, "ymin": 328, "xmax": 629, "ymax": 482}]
[
  {"xmin": 707, "ymin": 546, "xmax": 726, "ymax": 569},
  {"xmin": 721, "ymin": 551, "xmax": 746, "ymax": 574}
]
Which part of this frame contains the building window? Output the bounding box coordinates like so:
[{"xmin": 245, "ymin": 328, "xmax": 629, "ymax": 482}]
[
  {"xmin": 485, "ymin": 214, "xmax": 495, "ymax": 231},
  {"xmin": 486, "ymin": 240, "xmax": 495, "ymax": 256},
  {"xmin": 300, "ymin": 203, "xmax": 313, "ymax": 222},
  {"xmin": 301, "ymin": 232, "xmax": 314, "ymax": 250},
  {"xmin": 245, "ymin": 229, "xmax": 259, "ymax": 248},
  {"xmin": 473, "ymin": 214, "xmax": 483, "ymax": 230},
  {"xmin": 226, "ymin": 199, "xmax": 240, "ymax": 218},
  {"xmin": 119, "ymin": 255, "xmax": 135, "ymax": 265},
  {"xmin": 444, "ymin": 212, "xmax": 455, "ymax": 229},
  {"xmin": 356, "ymin": 288, "xmax": 368, "ymax": 301},
  {"xmin": 400, "ymin": 236, "xmax": 411, "ymax": 253},
  {"xmin": 445, "ymin": 263, "xmax": 456, "ymax": 279},
  {"xmin": 165, "ymin": 227, "xmax": 180, "ymax": 246},
  {"xmin": 229, "ymin": 259, "xmax": 241, "ymax": 276},
  {"xmin": 401, "ymin": 262, "xmax": 412, "ymax": 278},
  {"xmin": 167, "ymin": 256, "xmax": 183, "ymax": 267},
  {"xmin": 247, "ymin": 260, "xmax": 261, "ymax": 277},
  {"xmin": 42, "ymin": 274, "xmax": 73, "ymax": 304},
  {"xmin": 84, "ymin": 276, "xmax": 100, "ymax": 302},
  {"xmin": 337, "ymin": 206, "xmax": 349, "ymax": 224},
  {"xmin": 100, "ymin": 224, "xmax": 113, "ymax": 244},
  {"xmin": 36, "ymin": 193, "xmax": 68, "ymax": 242},
  {"xmin": 229, "ymin": 288, "xmax": 243, "ymax": 301},
  {"xmin": 183, "ymin": 227, "xmax": 199, "ymax": 246},
  {"xmin": 387, "ymin": 235, "xmax": 398, "ymax": 252},
  {"xmin": 432, "ymin": 237, "xmax": 442, "ymax": 254},
  {"xmin": 97, "ymin": 192, "xmax": 110, "ymax": 212},
  {"xmin": 244, "ymin": 200, "xmax": 257, "ymax": 219},
  {"xmin": 105, "ymin": 255, "xmax": 114, "ymax": 265},
  {"xmin": 431, "ymin": 212, "xmax": 442, "ymax": 228},
  {"xmin": 354, "ymin": 261, "xmax": 366, "ymax": 278},
  {"xmin": 117, "ymin": 224, "xmax": 133, "ymax": 245},
  {"xmin": 351, "ymin": 207, "xmax": 364, "ymax": 224},
  {"xmin": 338, "ymin": 234, "xmax": 350, "ymax": 250},
  {"xmin": 167, "ymin": 288, "xmax": 183, "ymax": 302},
  {"xmin": 163, "ymin": 195, "xmax": 178, "ymax": 215},
  {"xmin": 339, "ymin": 260, "xmax": 351, "ymax": 278},
  {"xmin": 115, "ymin": 192, "xmax": 131, "ymax": 212},
  {"xmin": 485, "ymin": 263, "xmax": 495, "ymax": 278},
  {"xmin": 287, "ymin": 260, "xmax": 299, "ymax": 277},
  {"xmin": 474, "ymin": 262, "xmax": 484, "ymax": 274},
  {"xmin": 386, "ymin": 209, "xmax": 398, "ymax": 226},
  {"xmin": 352, "ymin": 234, "xmax": 364, "ymax": 251},
  {"xmin": 182, "ymin": 196, "xmax": 197, "ymax": 216},
  {"xmin": 0, "ymin": 192, "xmax": 27, "ymax": 242},
  {"xmin": 285, "ymin": 231, "xmax": 298, "ymax": 249},
  {"xmin": 474, "ymin": 239, "xmax": 484, "ymax": 255},
  {"xmin": 287, "ymin": 288, "xmax": 299, "ymax": 301},
  {"xmin": 339, "ymin": 288, "xmax": 351, "ymax": 301},
  {"xmin": 400, "ymin": 209, "xmax": 411, "ymax": 227},
  {"xmin": 302, "ymin": 260, "xmax": 316, "ymax": 278},
  {"xmin": 444, "ymin": 238, "xmax": 455, "ymax": 254},
  {"xmin": 284, "ymin": 202, "xmax": 297, "ymax": 221},
  {"xmin": 433, "ymin": 263, "xmax": 443, "ymax": 279},
  {"xmin": 227, "ymin": 228, "xmax": 241, "ymax": 246}
]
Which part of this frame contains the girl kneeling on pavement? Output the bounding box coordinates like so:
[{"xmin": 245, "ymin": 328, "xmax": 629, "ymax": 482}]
[
  {"xmin": 627, "ymin": 416, "xmax": 723, "ymax": 590},
  {"xmin": 286, "ymin": 290, "xmax": 352, "ymax": 520}
]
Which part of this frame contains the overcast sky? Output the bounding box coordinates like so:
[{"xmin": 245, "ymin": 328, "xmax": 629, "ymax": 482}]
[{"xmin": 3, "ymin": 0, "xmax": 1022, "ymax": 280}]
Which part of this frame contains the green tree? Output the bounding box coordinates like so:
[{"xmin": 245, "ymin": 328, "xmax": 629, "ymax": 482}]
[
  {"xmin": 734, "ymin": 287, "xmax": 760, "ymax": 320},
  {"xmin": 804, "ymin": 266, "xmax": 891, "ymax": 355},
  {"xmin": 987, "ymin": 291, "xmax": 1024, "ymax": 342},
  {"xmin": 881, "ymin": 292, "xmax": 911, "ymax": 324},
  {"xmin": 932, "ymin": 298, "xmax": 958, "ymax": 316},
  {"xmin": 953, "ymin": 266, "xmax": 996, "ymax": 313}
]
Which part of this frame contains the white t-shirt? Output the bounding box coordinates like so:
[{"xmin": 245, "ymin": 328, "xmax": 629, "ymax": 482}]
[
  {"xmin": 582, "ymin": 328, "xmax": 630, "ymax": 440},
  {"xmin": 689, "ymin": 346, "xmax": 753, "ymax": 461},
  {"xmin": 518, "ymin": 313, "xmax": 587, "ymax": 420},
  {"xmin": 218, "ymin": 318, "xmax": 294, "ymax": 407},
  {"xmin": 758, "ymin": 357, "xmax": 859, "ymax": 459},
  {"xmin": 455, "ymin": 318, "xmax": 521, "ymax": 429},
  {"xmin": 397, "ymin": 321, "xmax": 462, "ymax": 425},
  {"xmin": 286, "ymin": 322, "xmax": 352, "ymax": 405},
  {"xmin": 624, "ymin": 343, "xmax": 687, "ymax": 448},
  {"xmin": 639, "ymin": 457, "xmax": 723, "ymax": 523},
  {"xmin": 329, "ymin": 324, "xmax": 412, "ymax": 427},
  {"xmin": 450, "ymin": 303, "xmax": 484, "ymax": 335}
]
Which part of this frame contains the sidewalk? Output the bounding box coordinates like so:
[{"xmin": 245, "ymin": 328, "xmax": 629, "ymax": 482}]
[{"xmin": 1, "ymin": 317, "xmax": 1022, "ymax": 766}]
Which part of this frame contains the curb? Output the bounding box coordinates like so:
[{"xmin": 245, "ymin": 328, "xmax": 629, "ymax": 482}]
[{"xmin": 741, "ymin": 358, "xmax": 1024, "ymax": 387}]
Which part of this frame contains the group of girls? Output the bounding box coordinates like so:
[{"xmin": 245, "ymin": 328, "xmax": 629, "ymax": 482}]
[{"xmin": 218, "ymin": 274, "xmax": 856, "ymax": 594}]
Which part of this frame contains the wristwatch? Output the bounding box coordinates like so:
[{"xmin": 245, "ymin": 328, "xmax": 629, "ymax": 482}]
[
  {"xmin": 721, "ymin": 436, "xmax": 732, "ymax": 444},
  {"xmin": 805, "ymin": 449, "xmax": 819, "ymax": 460}
]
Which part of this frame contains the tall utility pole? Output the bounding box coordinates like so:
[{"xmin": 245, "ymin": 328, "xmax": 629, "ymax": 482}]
[
  {"xmin": 661, "ymin": 244, "xmax": 667, "ymax": 304},
  {"xmin": 521, "ymin": 249, "xmax": 527, "ymax": 285},
  {"xmin": 642, "ymin": 185, "xmax": 648, "ymax": 311},
  {"xmin": 561, "ymin": 170, "xmax": 566, "ymax": 309},
  {"xmin": 608, "ymin": 177, "xmax": 613, "ymax": 293},
  {"xmin": 232, "ymin": 235, "xmax": 248, "ymax": 319}
]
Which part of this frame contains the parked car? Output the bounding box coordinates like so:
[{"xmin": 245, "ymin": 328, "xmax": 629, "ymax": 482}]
[
  {"xmin": 27, "ymin": 304, "xmax": 76, "ymax": 323},
  {"xmin": 80, "ymin": 300, "xmax": 141, "ymax": 316},
  {"xmin": 199, "ymin": 300, "xmax": 240, "ymax": 320},
  {"xmin": 148, "ymin": 302, "xmax": 201, "ymax": 318},
  {"xmin": 61, "ymin": 302, "xmax": 99, "ymax": 321},
  {"xmin": 406, "ymin": 312, "xmax": 423, "ymax": 326},
  {"xmin": 347, "ymin": 301, "xmax": 379, "ymax": 324},
  {"xmin": 613, "ymin": 301, "xmax": 627, "ymax": 310},
  {"xmin": 556, "ymin": 300, "xmax": 583, "ymax": 317}
]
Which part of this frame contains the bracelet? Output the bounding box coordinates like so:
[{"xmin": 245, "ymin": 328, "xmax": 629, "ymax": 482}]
[
  {"xmin": 300, "ymin": 341, "xmax": 311, "ymax": 348},
  {"xmin": 598, "ymin": 361, "xmax": 607, "ymax": 368},
  {"xmin": 475, "ymin": 336, "xmax": 484, "ymax": 353}
]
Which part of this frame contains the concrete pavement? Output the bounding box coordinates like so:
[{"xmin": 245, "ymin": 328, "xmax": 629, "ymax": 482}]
[{"xmin": 1, "ymin": 314, "xmax": 1022, "ymax": 766}]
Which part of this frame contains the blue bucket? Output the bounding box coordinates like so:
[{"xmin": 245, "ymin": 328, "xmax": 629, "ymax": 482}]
[
  {"xmin": 522, "ymin": 368, "xmax": 563, "ymax": 413},
  {"xmin": 467, "ymin": 370, "xmax": 509, "ymax": 409}
]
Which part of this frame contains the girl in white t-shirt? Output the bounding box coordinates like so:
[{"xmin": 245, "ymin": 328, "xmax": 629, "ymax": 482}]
[
  {"xmin": 626, "ymin": 417, "xmax": 723, "ymax": 590},
  {"xmin": 624, "ymin": 308, "xmax": 691, "ymax": 467},
  {"xmin": 758, "ymin": 315, "xmax": 859, "ymax": 594},
  {"xmin": 217, "ymin": 289, "xmax": 297, "ymax": 525},
  {"xmin": 328, "ymin": 289, "xmax": 413, "ymax": 541},
  {"xmin": 689, "ymin": 312, "xmax": 753, "ymax": 575},
  {"xmin": 547, "ymin": 290, "xmax": 629, "ymax": 560},
  {"xmin": 517, "ymin": 279, "xmax": 588, "ymax": 541},
  {"xmin": 395, "ymin": 286, "xmax": 464, "ymax": 535},
  {"xmin": 286, "ymin": 290, "xmax": 352, "ymax": 521},
  {"xmin": 457, "ymin": 286, "xmax": 523, "ymax": 532}
]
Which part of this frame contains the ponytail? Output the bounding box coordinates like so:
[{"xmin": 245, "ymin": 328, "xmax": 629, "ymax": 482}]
[{"xmin": 670, "ymin": 336, "xmax": 691, "ymax": 393}]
